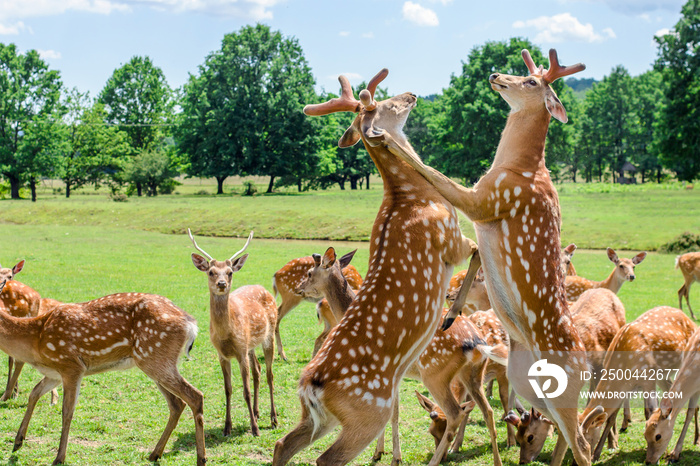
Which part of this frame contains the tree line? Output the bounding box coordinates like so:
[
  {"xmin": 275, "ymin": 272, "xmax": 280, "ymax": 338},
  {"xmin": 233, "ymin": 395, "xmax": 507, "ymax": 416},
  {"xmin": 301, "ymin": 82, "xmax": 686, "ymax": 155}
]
[{"xmin": 1, "ymin": 1, "xmax": 698, "ymax": 201}]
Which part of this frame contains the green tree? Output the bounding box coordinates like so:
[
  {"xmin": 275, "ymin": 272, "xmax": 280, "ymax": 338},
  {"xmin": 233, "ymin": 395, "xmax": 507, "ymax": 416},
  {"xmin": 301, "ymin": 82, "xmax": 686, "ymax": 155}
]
[
  {"xmin": 123, "ymin": 150, "xmax": 179, "ymax": 196},
  {"xmin": 629, "ymin": 70, "xmax": 666, "ymax": 182},
  {"xmin": 655, "ymin": 0, "xmax": 700, "ymax": 182},
  {"xmin": 178, "ymin": 25, "xmax": 320, "ymax": 194},
  {"xmin": 61, "ymin": 92, "xmax": 130, "ymax": 197},
  {"xmin": 0, "ymin": 44, "xmax": 62, "ymax": 199},
  {"xmin": 16, "ymin": 113, "xmax": 67, "ymax": 201},
  {"xmin": 99, "ymin": 56, "xmax": 174, "ymax": 195}
]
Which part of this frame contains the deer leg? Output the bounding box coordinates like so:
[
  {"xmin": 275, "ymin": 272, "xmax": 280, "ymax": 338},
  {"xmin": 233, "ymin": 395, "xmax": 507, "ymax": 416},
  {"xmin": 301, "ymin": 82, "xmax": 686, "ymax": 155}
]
[
  {"xmin": 272, "ymin": 404, "xmax": 337, "ymax": 466},
  {"xmin": 53, "ymin": 374, "xmax": 83, "ymax": 465},
  {"xmin": 592, "ymin": 407, "xmax": 620, "ymax": 463},
  {"xmin": 275, "ymin": 297, "xmax": 303, "ymax": 361},
  {"xmin": 550, "ymin": 407, "xmax": 592, "ymax": 466},
  {"xmin": 13, "ymin": 376, "xmax": 61, "ymax": 452},
  {"xmin": 372, "ymin": 428, "xmax": 386, "ymax": 462},
  {"xmin": 620, "ymin": 398, "xmax": 632, "ymax": 432},
  {"xmin": 249, "ymin": 350, "xmax": 261, "ymax": 421},
  {"xmin": 2, "ymin": 358, "xmax": 22, "ymax": 401},
  {"xmin": 669, "ymin": 394, "xmax": 700, "ymax": 461},
  {"xmin": 685, "ymin": 282, "xmax": 696, "ymax": 320},
  {"xmin": 422, "ymin": 376, "xmax": 467, "ymax": 466},
  {"xmin": 220, "ymin": 357, "xmax": 234, "ymax": 436},
  {"xmin": 442, "ymin": 251, "xmax": 481, "ymax": 331},
  {"xmin": 148, "ymin": 382, "xmax": 186, "ymax": 462},
  {"xmin": 390, "ymin": 395, "xmax": 402, "ymax": 466},
  {"xmin": 263, "ymin": 339, "xmax": 278, "ymax": 428},
  {"xmin": 485, "ymin": 379, "xmax": 494, "ymax": 398},
  {"xmin": 463, "ymin": 365, "xmax": 502, "ymax": 466},
  {"xmin": 239, "ymin": 354, "xmax": 260, "ymax": 436},
  {"xmin": 316, "ymin": 418, "xmax": 391, "ymax": 466},
  {"xmin": 497, "ymin": 373, "xmax": 516, "ymax": 447}
]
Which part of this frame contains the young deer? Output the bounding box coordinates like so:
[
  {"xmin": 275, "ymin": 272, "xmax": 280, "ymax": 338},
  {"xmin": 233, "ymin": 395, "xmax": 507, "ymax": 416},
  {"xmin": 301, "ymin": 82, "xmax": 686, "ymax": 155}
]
[
  {"xmin": 273, "ymin": 256, "xmax": 362, "ymax": 360},
  {"xmin": 0, "ymin": 280, "xmax": 206, "ymax": 465},
  {"xmin": 676, "ymin": 252, "xmax": 700, "ymax": 320},
  {"xmin": 273, "ymin": 69, "xmax": 478, "ymax": 466},
  {"xmin": 385, "ymin": 49, "xmax": 594, "ymax": 466},
  {"xmin": 565, "ymin": 248, "xmax": 647, "ymax": 302},
  {"xmin": 562, "ymin": 243, "xmax": 577, "ymax": 276},
  {"xmin": 644, "ymin": 326, "xmax": 700, "ymax": 464},
  {"xmin": 189, "ymin": 230, "xmax": 278, "ymax": 437},
  {"xmin": 293, "ymin": 249, "xmax": 358, "ymax": 356},
  {"xmin": 0, "ymin": 260, "xmax": 58, "ymax": 404}
]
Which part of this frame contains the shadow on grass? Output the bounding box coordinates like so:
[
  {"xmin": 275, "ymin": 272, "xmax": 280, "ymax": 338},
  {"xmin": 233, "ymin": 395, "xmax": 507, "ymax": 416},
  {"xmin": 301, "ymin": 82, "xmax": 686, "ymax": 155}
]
[{"xmin": 172, "ymin": 422, "xmax": 280, "ymax": 451}]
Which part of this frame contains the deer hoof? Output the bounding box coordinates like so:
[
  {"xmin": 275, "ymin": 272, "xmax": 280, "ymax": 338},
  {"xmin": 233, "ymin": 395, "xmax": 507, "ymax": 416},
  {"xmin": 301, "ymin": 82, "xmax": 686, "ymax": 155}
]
[{"xmin": 148, "ymin": 452, "xmax": 161, "ymax": 462}]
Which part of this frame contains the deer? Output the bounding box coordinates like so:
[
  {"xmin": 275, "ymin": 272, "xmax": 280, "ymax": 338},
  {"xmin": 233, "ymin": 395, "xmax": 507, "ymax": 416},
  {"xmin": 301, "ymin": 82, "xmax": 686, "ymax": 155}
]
[
  {"xmin": 273, "ymin": 255, "xmax": 362, "ymax": 361},
  {"xmin": 0, "ymin": 260, "xmax": 58, "ymax": 405},
  {"xmin": 189, "ymin": 229, "xmax": 278, "ymax": 437},
  {"xmin": 0, "ymin": 279, "xmax": 206, "ymax": 466},
  {"xmin": 562, "ymin": 243, "xmax": 577, "ymax": 276},
  {"xmin": 293, "ymin": 249, "xmax": 358, "ymax": 356},
  {"xmin": 272, "ymin": 69, "xmax": 479, "ymax": 466},
  {"xmin": 644, "ymin": 326, "xmax": 700, "ymax": 464},
  {"xmin": 382, "ymin": 48, "xmax": 595, "ymax": 466},
  {"xmin": 506, "ymin": 288, "xmax": 627, "ymax": 463},
  {"xmin": 565, "ymin": 248, "xmax": 647, "ymax": 302},
  {"xmin": 296, "ymin": 247, "xmax": 504, "ymax": 465},
  {"xmin": 676, "ymin": 251, "xmax": 700, "ymax": 320}
]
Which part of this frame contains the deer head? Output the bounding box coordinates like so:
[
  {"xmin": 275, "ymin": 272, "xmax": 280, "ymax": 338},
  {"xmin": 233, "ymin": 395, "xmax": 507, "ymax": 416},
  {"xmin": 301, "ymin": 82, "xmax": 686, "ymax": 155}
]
[
  {"xmin": 607, "ymin": 248, "xmax": 646, "ymax": 283},
  {"xmin": 644, "ymin": 400, "xmax": 676, "ymax": 464},
  {"xmin": 489, "ymin": 49, "xmax": 585, "ymax": 123},
  {"xmin": 561, "ymin": 244, "xmax": 576, "ymax": 275},
  {"xmin": 189, "ymin": 229, "xmax": 253, "ymax": 296},
  {"xmin": 295, "ymin": 248, "xmax": 356, "ymax": 299},
  {"xmin": 0, "ymin": 260, "xmax": 25, "ymax": 283},
  {"xmin": 415, "ymin": 390, "xmax": 475, "ymax": 459}
]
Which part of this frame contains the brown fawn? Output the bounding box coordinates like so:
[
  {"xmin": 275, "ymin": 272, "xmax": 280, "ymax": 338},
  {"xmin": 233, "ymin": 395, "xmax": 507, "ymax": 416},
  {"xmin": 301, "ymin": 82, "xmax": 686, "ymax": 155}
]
[
  {"xmin": 273, "ymin": 255, "xmax": 362, "ymax": 360},
  {"xmin": 0, "ymin": 280, "xmax": 206, "ymax": 465},
  {"xmin": 272, "ymin": 69, "xmax": 478, "ymax": 466},
  {"xmin": 189, "ymin": 229, "xmax": 278, "ymax": 437},
  {"xmin": 565, "ymin": 248, "xmax": 646, "ymax": 302},
  {"xmin": 676, "ymin": 252, "xmax": 700, "ymax": 319},
  {"xmin": 385, "ymin": 49, "xmax": 595, "ymax": 466}
]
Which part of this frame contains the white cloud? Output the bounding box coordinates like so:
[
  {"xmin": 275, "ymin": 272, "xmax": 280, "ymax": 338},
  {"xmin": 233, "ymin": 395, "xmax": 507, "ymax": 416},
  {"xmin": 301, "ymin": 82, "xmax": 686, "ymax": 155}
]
[
  {"xmin": 338, "ymin": 31, "xmax": 350, "ymax": 37},
  {"xmin": 402, "ymin": 2, "xmax": 439, "ymax": 27},
  {"xmin": 39, "ymin": 49, "xmax": 62, "ymax": 59},
  {"xmin": 575, "ymin": 0, "xmax": 683, "ymax": 15},
  {"xmin": 654, "ymin": 28, "xmax": 672, "ymax": 37},
  {"xmin": 427, "ymin": 0, "xmax": 453, "ymax": 4},
  {"xmin": 0, "ymin": 21, "xmax": 28, "ymax": 35},
  {"xmin": 513, "ymin": 13, "xmax": 615, "ymax": 43},
  {"xmin": 361, "ymin": 32, "xmax": 374, "ymax": 39}
]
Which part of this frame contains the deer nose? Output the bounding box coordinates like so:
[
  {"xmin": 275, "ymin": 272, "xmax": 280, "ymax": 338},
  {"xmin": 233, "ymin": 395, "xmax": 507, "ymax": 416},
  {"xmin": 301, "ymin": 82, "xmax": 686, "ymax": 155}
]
[
  {"xmin": 489, "ymin": 73, "xmax": 500, "ymax": 82},
  {"xmin": 629, "ymin": 274, "xmax": 636, "ymax": 281},
  {"xmin": 217, "ymin": 280, "xmax": 227, "ymax": 288}
]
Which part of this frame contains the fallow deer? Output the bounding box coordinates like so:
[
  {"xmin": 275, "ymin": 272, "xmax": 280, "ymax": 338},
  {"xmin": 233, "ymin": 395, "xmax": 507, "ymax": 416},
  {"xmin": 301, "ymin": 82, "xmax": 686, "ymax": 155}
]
[
  {"xmin": 273, "ymin": 255, "xmax": 362, "ymax": 360},
  {"xmin": 565, "ymin": 248, "xmax": 646, "ymax": 302},
  {"xmin": 272, "ymin": 70, "xmax": 478, "ymax": 466},
  {"xmin": 384, "ymin": 49, "xmax": 594, "ymax": 466},
  {"xmin": 644, "ymin": 325, "xmax": 700, "ymax": 464},
  {"xmin": 189, "ymin": 230, "xmax": 278, "ymax": 437},
  {"xmin": 0, "ymin": 280, "xmax": 206, "ymax": 466},
  {"xmin": 562, "ymin": 243, "xmax": 577, "ymax": 276},
  {"xmin": 676, "ymin": 251, "xmax": 700, "ymax": 320}
]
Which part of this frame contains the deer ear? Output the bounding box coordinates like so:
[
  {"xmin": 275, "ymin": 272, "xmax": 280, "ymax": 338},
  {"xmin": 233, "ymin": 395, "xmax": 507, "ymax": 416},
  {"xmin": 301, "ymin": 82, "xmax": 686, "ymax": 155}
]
[
  {"xmin": 564, "ymin": 244, "xmax": 576, "ymax": 256},
  {"xmin": 607, "ymin": 248, "xmax": 619, "ymax": 265},
  {"xmin": 544, "ymin": 88, "xmax": 568, "ymax": 123},
  {"xmin": 312, "ymin": 253, "xmax": 322, "ymax": 267},
  {"xmin": 660, "ymin": 399, "xmax": 673, "ymax": 419},
  {"xmin": 460, "ymin": 400, "xmax": 476, "ymax": 413},
  {"xmin": 633, "ymin": 251, "xmax": 647, "ymax": 265},
  {"xmin": 504, "ymin": 411, "xmax": 521, "ymax": 426},
  {"xmin": 191, "ymin": 254, "xmax": 209, "ymax": 272},
  {"xmin": 12, "ymin": 260, "xmax": 25, "ymax": 276},
  {"xmin": 321, "ymin": 248, "xmax": 336, "ymax": 268},
  {"xmin": 338, "ymin": 249, "xmax": 357, "ymax": 269},
  {"xmin": 339, "ymin": 126, "xmax": 361, "ymax": 148},
  {"xmin": 415, "ymin": 390, "xmax": 437, "ymax": 413},
  {"xmin": 231, "ymin": 254, "xmax": 248, "ymax": 272}
]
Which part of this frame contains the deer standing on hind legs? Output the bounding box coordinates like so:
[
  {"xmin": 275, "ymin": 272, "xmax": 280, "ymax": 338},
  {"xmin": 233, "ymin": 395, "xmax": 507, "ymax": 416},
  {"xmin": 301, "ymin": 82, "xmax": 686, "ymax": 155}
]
[
  {"xmin": 385, "ymin": 49, "xmax": 596, "ymax": 466},
  {"xmin": 272, "ymin": 69, "xmax": 479, "ymax": 466},
  {"xmin": 189, "ymin": 230, "xmax": 278, "ymax": 437},
  {"xmin": 676, "ymin": 252, "xmax": 700, "ymax": 320},
  {"xmin": 0, "ymin": 280, "xmax": 206, "ymax": 465}
]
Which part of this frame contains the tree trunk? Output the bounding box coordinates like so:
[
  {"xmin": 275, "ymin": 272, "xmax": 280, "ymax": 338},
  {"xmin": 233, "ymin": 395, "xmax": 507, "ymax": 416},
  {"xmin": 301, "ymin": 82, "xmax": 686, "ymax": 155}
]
[
  {"xmin": 9, "ymin": 176, "xmax": 21, "ymax": 199},
  {"xmin": 136, "ymin": 182, "xmax": 143, "ymax": 197},
  {"xmin": 338, "ymin": 179, "xmax": 345, "ymax": 190},
  {"xmin": 65, "ymin": 179, "xmax": 71, "ymax": 198},
  {"xmin": 350, "ymin": 177, "xmax": 358, "ymax": 190},
  {"xmin": 216, "ymin": 176, "xmax": 226, "ymax": 195},
  {"xmin": 267, "ymin": 176, "xmax": 275, "ymax": 194},
  {"xmin": 30, "ymin": 178, "xmax": 37, "ymax": 202},
  {"xmin": 366, "ymin": 174, "xmax": 370, "ymax": 189},
  {"xmin": 297, "ymin": 179, "xmax": 302, "ymax": 192}
]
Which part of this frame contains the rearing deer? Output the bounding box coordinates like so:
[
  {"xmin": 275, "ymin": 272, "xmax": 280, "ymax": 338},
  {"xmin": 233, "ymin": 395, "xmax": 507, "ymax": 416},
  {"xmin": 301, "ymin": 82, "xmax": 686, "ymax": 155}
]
[
  {"xmin": 273, "ymin": 69, "xmax": 478, "ymax": 466},
  {"xmin": 384, "ymin": 49, "xmax": 595, "ymax": 466}
]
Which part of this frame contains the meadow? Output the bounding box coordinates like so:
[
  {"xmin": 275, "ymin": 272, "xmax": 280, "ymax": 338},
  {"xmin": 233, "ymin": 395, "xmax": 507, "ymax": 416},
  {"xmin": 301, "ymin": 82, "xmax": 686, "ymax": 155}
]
[{"xmin": 0, "ymin": 180, "xmax": 699, "ymax": 466}]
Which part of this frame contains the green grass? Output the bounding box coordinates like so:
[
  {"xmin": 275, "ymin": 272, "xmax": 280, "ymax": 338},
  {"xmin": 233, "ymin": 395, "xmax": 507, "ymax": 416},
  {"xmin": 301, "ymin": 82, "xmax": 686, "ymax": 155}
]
[{"xmin": 0, "ymin": 223, "xmax": 699, "ymax": 465}]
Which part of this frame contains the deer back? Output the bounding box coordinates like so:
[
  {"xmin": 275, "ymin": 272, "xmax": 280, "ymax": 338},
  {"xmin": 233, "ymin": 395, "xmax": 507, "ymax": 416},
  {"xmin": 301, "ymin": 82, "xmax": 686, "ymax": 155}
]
[{"xmin": 0, "ymin": 280, "xmax": 41, "ymax": 318}]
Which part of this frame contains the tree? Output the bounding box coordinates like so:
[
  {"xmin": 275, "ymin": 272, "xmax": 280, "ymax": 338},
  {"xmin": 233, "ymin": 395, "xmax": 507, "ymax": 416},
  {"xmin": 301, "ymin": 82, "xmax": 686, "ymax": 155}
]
[
  {"xmin": 123, "ymin": 150, "xmax": 179, "ymax": 196},
  {"xmin": 655, "ymin": 0, "xmax": 700, "ymax": 182},
  {"xmin": 16, "ymin": 113, "xmax": 66, "ymax": 201},
  {"xmin": 99, "ymin": 56, "xmax": 174, "ymax": 195},
  {"xmin": 0, "ymin": 44, "xmax": 62, "ymax": 199},
  {"xmin": 178, "ymin": 25, "xmax": 320, "ymax": 194},
  {"xmin": 629, "ymin": 70, "xmax": 666, "ymax": 183}
]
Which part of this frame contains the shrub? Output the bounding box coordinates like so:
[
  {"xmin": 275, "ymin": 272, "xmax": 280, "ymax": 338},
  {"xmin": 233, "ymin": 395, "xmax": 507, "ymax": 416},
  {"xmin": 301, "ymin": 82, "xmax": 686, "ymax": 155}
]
[
  {"xmin": 194, "ymin": 189, "xmax": 210, "ymax": 196},
  {"xmin": 242, "ymin": 180, "xmax": 257, "ymax": 196},
  {"xmin": 659, "ymin": 232, "xmax": 700, "ymax": 254},
  {"xmin": 109, "ymin": 192, "xmax": 129, "ymax": 203}
]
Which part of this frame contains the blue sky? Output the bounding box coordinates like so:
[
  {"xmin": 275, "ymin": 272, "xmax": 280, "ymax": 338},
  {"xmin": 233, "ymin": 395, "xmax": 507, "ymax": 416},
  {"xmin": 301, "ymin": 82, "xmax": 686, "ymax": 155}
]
[{"xmin": 0, "ymin": 0, "xmax": 685, "ymax": 98}]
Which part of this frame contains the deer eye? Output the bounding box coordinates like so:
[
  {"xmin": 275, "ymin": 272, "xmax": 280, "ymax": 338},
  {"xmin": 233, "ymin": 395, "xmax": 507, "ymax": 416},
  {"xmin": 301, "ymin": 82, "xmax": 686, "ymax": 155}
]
[
  {"xmin": 655, "ymin": 434, "xmax": 662, "ymax": 442},
  {"xmin": 527, "ymin": 434, "xmax": 534, "ymax": 443},
  {"xmin": 527, "ymin": 79, "xmax": 537, "ymax": 86},
  {"xmin": 208, "ymin": 270, "xmax": 214, "ymax": 277},
  {"xmin": 227, "ymin": 270, "xmax": 233, "ymax": 277}
]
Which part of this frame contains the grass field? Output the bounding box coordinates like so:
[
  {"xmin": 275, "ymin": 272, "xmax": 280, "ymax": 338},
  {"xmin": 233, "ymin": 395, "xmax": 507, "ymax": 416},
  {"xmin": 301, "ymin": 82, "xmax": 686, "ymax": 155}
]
[{"xmin": 0, "ymin": 181, "xmax": 699, "ymax": 466}]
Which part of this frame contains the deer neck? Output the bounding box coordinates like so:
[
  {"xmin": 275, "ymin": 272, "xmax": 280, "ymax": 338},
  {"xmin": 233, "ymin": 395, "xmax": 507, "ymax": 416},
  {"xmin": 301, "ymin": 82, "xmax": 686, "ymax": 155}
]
[
  {"xmin": 0, "ymin": 309, "xmax": 43, "ymax": 363},
  {"xmin": 209, "ymin": 293, "xmax": 234, "ymax": 330},
  {"xmin": 492, "ymin": 107, "xmax": 550, "ymax": 173},
  {"xmin": 323, "ymin": 273, "xmax": 356, "ymax": 316},
  {"xmin": 599, "ymin": 267, "xmax": 625, "ymax": 294}
]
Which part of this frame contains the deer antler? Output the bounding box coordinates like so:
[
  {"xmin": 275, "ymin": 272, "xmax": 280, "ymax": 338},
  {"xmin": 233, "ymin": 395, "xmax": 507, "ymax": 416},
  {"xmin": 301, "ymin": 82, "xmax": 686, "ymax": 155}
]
[
  {"xmin": 521, "ymin": 49, "xmax": 585, "ymax": 83},
  {"xmin": 229, "ymin": 231, "xmax": 253, "ymax": 261},
  {"xmin": 304, "ymin": 75, "xmax": 361, "ymax": 116},
  {"xmin": 359, "ymin": 68, "xmax": 389, "ymax": 111},
  {"xmin": 188, "ymin": 228, "xmax": 213, "ymax": 261}
]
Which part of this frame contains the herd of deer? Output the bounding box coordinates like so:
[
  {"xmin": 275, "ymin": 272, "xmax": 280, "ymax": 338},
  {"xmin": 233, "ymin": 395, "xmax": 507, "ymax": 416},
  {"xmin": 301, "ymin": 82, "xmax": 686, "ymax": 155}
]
[{"xmin": 1, "ymin": 49, "xmax": 700, "ymax": 466}]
